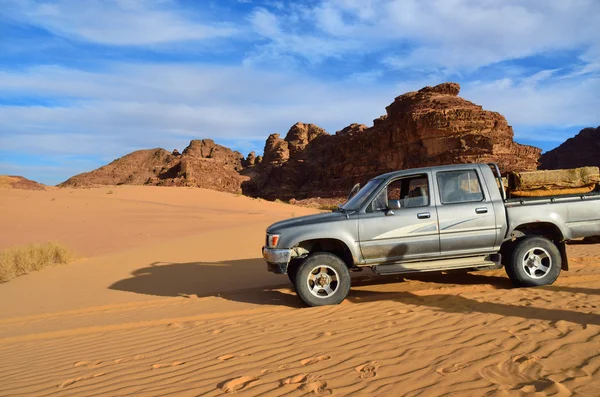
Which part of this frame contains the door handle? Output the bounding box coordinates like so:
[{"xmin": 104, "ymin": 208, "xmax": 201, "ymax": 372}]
[
  {"xmin": 417, "ymin": 212, "xmax": 431, "ymax": 219},
  {"xmin": 475, "ymin": 207, "xmax": 488, "ymax": 214}
]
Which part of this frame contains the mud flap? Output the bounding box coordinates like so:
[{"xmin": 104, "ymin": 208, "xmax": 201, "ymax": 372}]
[{"xmin": 557, "ymin": 240, "xmax": 569, "ymax": 271}]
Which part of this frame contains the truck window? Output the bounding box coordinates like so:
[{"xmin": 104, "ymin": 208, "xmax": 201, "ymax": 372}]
[
  {"xmin": 437, "ymin": 170, "xmax": 484, "ymax": 204},
  {"xmin": 367, "ymin": 174, "xmax": 430, "ymax": 212}
]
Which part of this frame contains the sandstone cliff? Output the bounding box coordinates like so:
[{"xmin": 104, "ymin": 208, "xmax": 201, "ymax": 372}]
[
  {"xmin": 60, "ymin": 82, "xmax": 541, "ymax": 200},
  {"xmin": 539, "ymin": 127, "xmax": 600, "ymax": 170},
  {"xmin": 243, "ymin": 83, "xmax": 541, "ymax": 200},
  {"xmin": 60, "ymin": 139, "xmax": 247, "ymax": 194}
]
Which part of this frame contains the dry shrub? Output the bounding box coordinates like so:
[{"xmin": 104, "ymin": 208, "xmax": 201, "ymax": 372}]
[
  {"xmin": 288, "ymin": 197, "xmax": 344, "ymax": 212},
  {"xmin": 0, "ymin": 242, "xmax": 74, "ymax": 283},
  {"xmin": 316, "ymin": 204, "xmax": 340, "ymax": 211}
]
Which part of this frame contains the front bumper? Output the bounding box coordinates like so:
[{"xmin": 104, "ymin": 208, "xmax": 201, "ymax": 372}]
[{"xmin": 262, "ymin": 246, "xmax": 292, "ymax": 274}]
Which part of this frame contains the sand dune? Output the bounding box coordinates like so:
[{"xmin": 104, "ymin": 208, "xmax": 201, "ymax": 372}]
[{"xmin": 1, "ymin": 186, "xmax": 599, "ymax": 396}]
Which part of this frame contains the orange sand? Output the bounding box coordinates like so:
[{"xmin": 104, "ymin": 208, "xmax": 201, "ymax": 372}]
[{"xmin": 0, "ymin": 186, "xmax": 599, "ymax": 396}]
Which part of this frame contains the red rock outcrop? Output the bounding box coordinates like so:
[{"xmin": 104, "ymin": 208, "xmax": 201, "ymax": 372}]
[
  {"xmin": 60, "ymin": 83, "xmax": 541, "ymax": 201},
  {"xmin": 60, "ymin": 140, "xmax": 247, "ymax": 194},
  {"xmin": 243, "ymin": 82, "xmax": 541, "ymax": 200},
  {"xmin": 243, "ymin": 151, "xmax": 257, "ymax": 167},
  {"xmin": 539, "ymin": 127, "xmax": 600, "ymax": 170}
]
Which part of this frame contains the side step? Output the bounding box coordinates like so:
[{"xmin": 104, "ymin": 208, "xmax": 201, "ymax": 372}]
[{"xmin": 373, "ymin": 254, "xmax": 502, "ymax": 276}]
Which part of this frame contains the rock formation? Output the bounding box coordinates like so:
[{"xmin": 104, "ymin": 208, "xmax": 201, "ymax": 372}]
[
  {"xmin": 243, "ymin": 82, "xmax": 541, "ymax": 200},
  {"xmin": 243, "ymin": 151, "xmax": 257, "ymax": 167},
  {"xmin": 60, "ymin": 82, "xmax": 542, "ymax": 201},
  {"xmin": 60, "ymin": 140, "xmax": 247, "ymax": 194},
  {"xmin": 539, "ymin": 127, "xmax": 600, "ymax": 170}
]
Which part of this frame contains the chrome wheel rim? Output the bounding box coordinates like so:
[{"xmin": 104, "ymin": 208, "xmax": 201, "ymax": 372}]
[
  {"xmin": 307, "ymin": 265, "xmax": 340, "ymax": 299},
  {"xmin": 521, "ymin": 247, "xmax": 552, "ymax": 279}
]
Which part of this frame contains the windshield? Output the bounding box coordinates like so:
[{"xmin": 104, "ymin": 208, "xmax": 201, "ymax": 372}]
[{"xmin": 340, "ymin": 179, "xmax": 383, "ymax": 211}]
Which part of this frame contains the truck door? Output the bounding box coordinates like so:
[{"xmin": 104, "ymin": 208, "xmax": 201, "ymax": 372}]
[
  {"xmin": 358, "ymin": 173, "xmax": 440, "ymax": 264},
  {"xmin": 435, "ymin": 168, "xmax": 497, "ymax": 255}
]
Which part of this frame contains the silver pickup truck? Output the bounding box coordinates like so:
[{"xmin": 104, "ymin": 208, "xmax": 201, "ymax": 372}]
[{"xmin": 262, "ymin": 163, "xmax": 600, "ymax": 306}]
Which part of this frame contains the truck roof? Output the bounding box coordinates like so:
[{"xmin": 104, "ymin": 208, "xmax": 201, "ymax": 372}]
[{"xmin": 376, "ymin": 163, "xmax": 491, "ymax": 180}]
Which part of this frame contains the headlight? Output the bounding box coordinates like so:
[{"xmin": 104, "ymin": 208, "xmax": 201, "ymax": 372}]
[{"xmin": 266, "ymin": 234, "xmax": 280, "ymax": 248}]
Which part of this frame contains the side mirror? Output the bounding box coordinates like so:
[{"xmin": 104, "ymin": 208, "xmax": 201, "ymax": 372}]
[
  {"xmin": 347, "ymin": 183, "xmax": 361, "ymax": 201},
  {"xmin": 388, "ymin": 199, "xmax": 402, "ymax": 210}
]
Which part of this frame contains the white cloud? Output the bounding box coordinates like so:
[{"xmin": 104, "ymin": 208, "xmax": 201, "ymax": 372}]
[
  {"xmin": 246, "ymin": 0, "xmax": 600, "ymax": 73},
  {"xmin": 1, "ymin": 63, "xmax": 598, "ymax": 160},
  {"xmin": 249, "ymin": 7, "xmax": 281, "ymax": 37},
  {"xmin": 463, "ymin": 75, "xmax": 600, "ymax": 128},
  {"xmin": 0, "ymin": 63, "xmax": 402, "ymax": 160},
  {"xmin": 0, "ymin": 0, "xmax": 238, "ymax": 45}
]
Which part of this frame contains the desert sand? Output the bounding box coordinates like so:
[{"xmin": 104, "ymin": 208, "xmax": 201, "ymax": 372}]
[{"xmin": 0, "ymin": 186, "xmax": 599, "ymax": 396}]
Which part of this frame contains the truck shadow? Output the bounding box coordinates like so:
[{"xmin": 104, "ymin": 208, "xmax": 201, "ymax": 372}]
[
  {"xmin": 108, "ymin": 259, "xmax": 510, "ymax": 306},
  {"xmin": 108, "ymin": 258, "xmax": 298, "ymax": 305},
  {"xmin": 109, "ymin": 258, "xmax": 599, "ymax": 326},
  {"xmin": 347, "ymin": 288, "xmax": 600, "ymax": 326}
]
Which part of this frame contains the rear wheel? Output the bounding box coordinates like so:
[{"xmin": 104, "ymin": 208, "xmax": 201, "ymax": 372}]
[
  {"xmin": 505, "ymin": 236, "xmax": 561, "ymax": 287},
  {"xmin": 294, "ymin": 252, "xmax": 351, "ymax": 307}
]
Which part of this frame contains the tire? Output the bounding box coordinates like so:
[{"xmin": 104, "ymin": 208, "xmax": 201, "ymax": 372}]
[
  {"xmin": 505, "ymin": 236, "xmax": 561, "ymax": 287},
  {"xmin": 294, "ymin": 252, "xmax": 351, "ymax": 307}
]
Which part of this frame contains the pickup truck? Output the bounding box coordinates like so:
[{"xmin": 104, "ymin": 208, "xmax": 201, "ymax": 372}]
[{"xmin": 262, "ymin": 163, "xmax": 600, "ymax": 306}]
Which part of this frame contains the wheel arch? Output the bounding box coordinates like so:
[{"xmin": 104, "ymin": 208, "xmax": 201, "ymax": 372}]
[
  {"xmin": 294, "ymin": 238, "xmax": 355, "ymax": 268},
  {"xmin": 503, "ymin": 222, "xmax": 569, "ymax": 270}
]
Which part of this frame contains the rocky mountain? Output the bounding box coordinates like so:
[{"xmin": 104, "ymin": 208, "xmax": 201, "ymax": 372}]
[
  {"xmin": 60, "ymin": 82, "xmax": 542, "ymax": 201},
  {"xmin": 243, "ymin": 83, "xmax": 541, "ymax": 200},
  {"xmin": 59, "ymin": 139, "xmax": 247, "ymax": 194},
  {"xmin": 539, "ymin": 126, "xmax": 600, "ymax": 170},
  {"xmin": 0, "ymin": 175, "xmax": 46, "ymax": 190}
]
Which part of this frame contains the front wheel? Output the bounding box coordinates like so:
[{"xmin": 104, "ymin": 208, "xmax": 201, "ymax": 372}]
[
  {"xmin": 505, "ymin": 236, "xmax": 561, "ymax": 287},
  {"xmin": 294, "ymin": 252, "xmax": 351, "ymax": 307}
]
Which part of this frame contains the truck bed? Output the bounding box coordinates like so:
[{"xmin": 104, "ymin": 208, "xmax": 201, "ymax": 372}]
[
  {"xmin": 504, "ymin": 185, "xmax": 600, "ymax": 240},
  {"xmin": 505, "ymin": 189, "xmax": 600, "ymax": 207}
]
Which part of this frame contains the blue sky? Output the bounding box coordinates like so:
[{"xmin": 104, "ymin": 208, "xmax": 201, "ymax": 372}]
[{"xmin": 0, "ymin": 0, "xmax": 599, "ymax": 185}]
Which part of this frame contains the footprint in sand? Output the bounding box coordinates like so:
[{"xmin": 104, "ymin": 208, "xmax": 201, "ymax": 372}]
[
  {"xmin": 113, "ymin": 356, "xmax": 145, "ymax": 363},
  {"xmin": 279, "ymin": 373, "xmax": 321, "ymax": 386},
  {"xmin": 218, "ymin": 376, "xmax": 259, "ymax": 393},
  {"xmin": 436, "ymin": 363, "xmax": 468, "ymax": 375},
  {"xmin": 299, "ymin": 380, "xmax": 333, "ymax": 396},
  {"xmin": 301, "ymin": 355, "xmax": 332, "ymax": 366},
  {"xmin": 355, "ymin": 361, "xmax": 381, "ymax": 379},
  {"xmin": 480, "ymin": 354, "xmax": 544, "ymax": 387},
  {"xmin": 280, "ymin": 373, "xmax": 308, "ymax": 386},
  {"xmin": 58, "ymin": 373, "xmax": 106, "ymax": 389},
  {"xmin": 151, "ymin": 361, "xmax": 185, "ymax": 369},
  {"xmin": 73, "ymin": 360, "xmax": 102, "ymax": 368}
]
